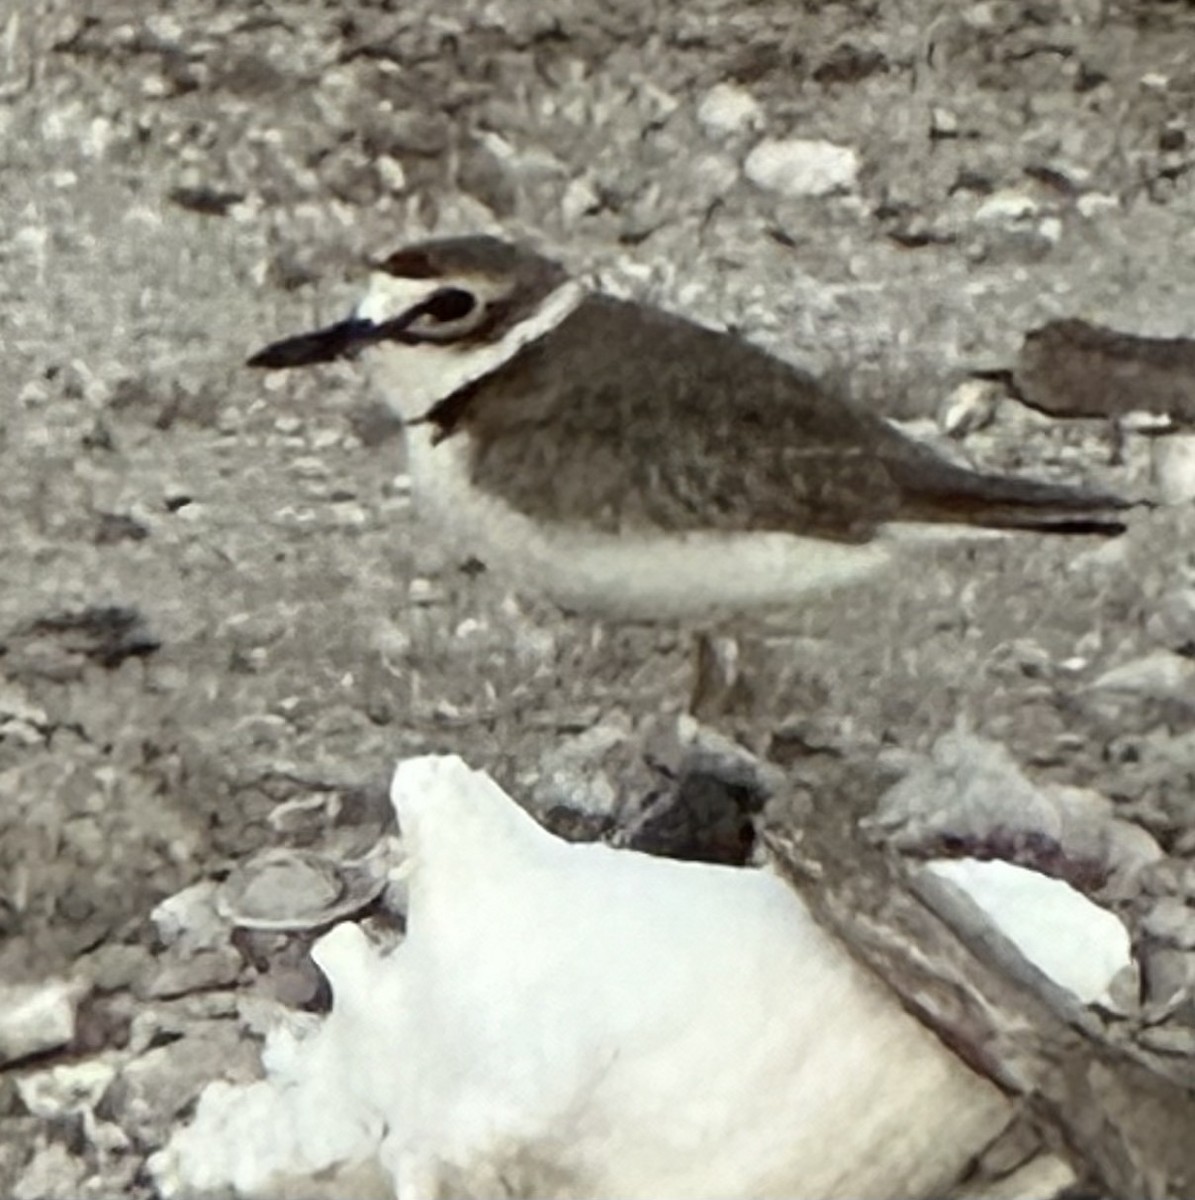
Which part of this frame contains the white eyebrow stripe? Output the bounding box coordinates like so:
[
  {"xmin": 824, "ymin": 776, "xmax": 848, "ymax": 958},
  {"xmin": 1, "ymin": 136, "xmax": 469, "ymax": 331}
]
[{"xmin": 354, "ymin": 275, "xmax": 435, "ymax": 323}]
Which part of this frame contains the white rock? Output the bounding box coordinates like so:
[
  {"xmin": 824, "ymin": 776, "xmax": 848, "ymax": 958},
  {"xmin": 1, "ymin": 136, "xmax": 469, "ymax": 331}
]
[
  {"xmin": 150, "ymin": 880, "xmax": 227, "ymax": 954},
  {"xmin": 1076, "ymin": 192, "xmax": 1120, "ymax": 218},
  {"xmin": 974, "ymin": 190, "xmax": 1039, "ymax": 223},
  {"xmin": 697, "ymin": 83, "xmax": 763, "ymax": 137},
  {"xmin": 1152, "ymin": 433, "xmax": 1195, "ymax": 504},
  {"xmin": 155, "ymin": 754, "xmax": 1008, "ymax": 1200},
  {"xmin": 561, "ymin": 176, "xmax": 601, "ymax": 223},
  {"xmin": 1120, "ymin": 409, "xmax": 1174, "ymax": 433},
  {"xmin": 1038, "ymin": 216, "xmax": 1063, "ymax": 244},
  {"xmin": 13, "ymin": 1143, "xmax": 86, "ymax": 1200},
  {"xmin": 376, "ymin": 155, "xmax": 406, "ymax": 193},
  {"xmin": 744, "ymin": 138, "xmax": 859, "ymax": 198},
  {"xmin": 938, "ymin": 379, "xmax": 1000, "ymax": 438},
  {"xmin": 1090, "ymin": 651, "xmax": 1195, "ymax": 702},
  {"xmin": 923, "ymin": 858, "xmax": 1132, "ymax": 1005},
  {"xmin": 16, "ymin": 1059, "xmax": 118, "ymax": 1118},
  {"xmin": 0, "ymin": 980, "xmax": 80, "ymax": 1065}
]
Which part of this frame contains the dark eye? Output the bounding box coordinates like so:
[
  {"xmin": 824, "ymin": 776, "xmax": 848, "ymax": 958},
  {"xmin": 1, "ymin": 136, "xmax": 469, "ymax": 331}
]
[{"xmin": 422, "ymin": 287, "xmax": 477, "ymax": 323}]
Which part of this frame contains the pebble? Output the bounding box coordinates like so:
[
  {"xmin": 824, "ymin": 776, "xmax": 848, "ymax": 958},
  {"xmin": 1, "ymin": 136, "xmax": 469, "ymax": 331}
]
[
  {"xmin": 13, "ymin": 1142, "xmax": 86, "ymax": 1200},
  {"xmin": 930, "ymin": 107, "xmax": 959, "ymax": 137},
  {"xmin": 561, "ymin": 177, "xmax": 601, "ymax": 222},
  {"xmin": 151, "ymin": 881, "xmax": 228, "ymax": 954},
  {"xmin": 1142, "ymin": 896, "xmax": 1195, "ymax": 949},
  {"xmin": 16, "ymin": 1059, "xmax": 118, "ymax": 1119},
  {"xmin": 938, "ymin": 379, "xmax": 1000, "ymax": 438},
  {"xmin": 697, "ymin": 83, "xmax": 763, "ymax": 137},
  {"xmin": 146, "ymin": 947, "xmax": 243, "ymax": 1000},
  {"xmin": 1138, "ymin": 1023, "xmax": 1195, "ymax": 1055},
  {"xmin": 1152, "ymin": 433, "xmax": 1195, "ymax": 504},
  {"xmin": 1089, "ymin": 651, "xmax": 1195, "ymax": 702},
  {"xmin": 376, "ymin": 154, "xmax": 406, "ymax": 192},
  {"xmin": 408, "ymin": 577, "xmax": 446, "ymax": 606},
  {"xmin": 1076, "ymin": 192, "xmax": 1120, "ymax": 218},
  {"xmin": 291, "ymin": 456, "xmax": 329, "ymax": 480},
  {"xmin": 743, "ymin": 138, "xmax": 859, "ymax": 198},
  {"xmin": 974, "ymin": 190, "xmax": 1039, "ymax": 222},
  {"xmin": 1145, "ymin": 589, "xmax": 1195, "ymax": 648},
  {"xmin": 98, "ymin": 1021, "xmax": 260, "ymax": 1145},
  {"xmin": 0, "ymin": 980, "xmax": 80, "ymax": 1066},
  {"xmin": 76, "ymin": 942, "xmax": 154, "ymax": 994}
]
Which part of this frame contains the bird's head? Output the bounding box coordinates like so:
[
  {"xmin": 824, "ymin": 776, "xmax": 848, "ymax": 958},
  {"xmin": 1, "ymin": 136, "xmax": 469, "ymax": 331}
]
[{"xmin": 247, "ymin": 234, "xmax": 580, "ymax": 420}]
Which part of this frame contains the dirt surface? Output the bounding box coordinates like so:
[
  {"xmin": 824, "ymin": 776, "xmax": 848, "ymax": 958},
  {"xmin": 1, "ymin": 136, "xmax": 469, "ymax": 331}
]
[{"xmin": 5, "ymin": 0, "xmax": 1195, "ymax": 1195}]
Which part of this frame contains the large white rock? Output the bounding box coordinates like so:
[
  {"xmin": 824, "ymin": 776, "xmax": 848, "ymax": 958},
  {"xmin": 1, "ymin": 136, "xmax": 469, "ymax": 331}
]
[
  {"xmin": 153, "ymin": 755, "xmax": 1008, "ymax": 1200},
  {"xmin": 744, "ymin": 138, "xmax": 859, "ymax": 198}
]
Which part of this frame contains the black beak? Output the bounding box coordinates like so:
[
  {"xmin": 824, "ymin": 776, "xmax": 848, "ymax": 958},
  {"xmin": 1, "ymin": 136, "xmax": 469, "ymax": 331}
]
[
  {"xmin": 247, "ymin": 286, "xmax": 479, "ymax": 370},
  {"xmin": 246, "ymin": 317, "xmax": 379, "ymax": 370}
]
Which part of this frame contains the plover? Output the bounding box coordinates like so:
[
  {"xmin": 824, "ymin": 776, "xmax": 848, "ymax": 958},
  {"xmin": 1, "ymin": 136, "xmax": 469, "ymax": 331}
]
[{"xmin": 249, "ymin": 235, "xmax": 1129, "ymax": 621}]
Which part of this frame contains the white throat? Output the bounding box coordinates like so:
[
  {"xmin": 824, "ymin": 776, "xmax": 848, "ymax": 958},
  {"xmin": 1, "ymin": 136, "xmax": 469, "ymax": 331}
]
[{"xmin": 364, "ymin": 280, "xmax": 586, "ymax": 423}]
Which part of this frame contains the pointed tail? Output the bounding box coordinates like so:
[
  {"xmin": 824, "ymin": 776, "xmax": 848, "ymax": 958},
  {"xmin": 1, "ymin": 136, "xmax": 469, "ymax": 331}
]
[{"xmin": 890, "ymin": 450, "xmax": 1134, "ymax": 536}]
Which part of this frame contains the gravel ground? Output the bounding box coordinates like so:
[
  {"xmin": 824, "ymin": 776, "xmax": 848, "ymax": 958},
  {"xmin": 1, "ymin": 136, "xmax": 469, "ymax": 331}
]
[{"xmin": 5, "ymin": 0, "xmax": 1195, "ymax": 1195}]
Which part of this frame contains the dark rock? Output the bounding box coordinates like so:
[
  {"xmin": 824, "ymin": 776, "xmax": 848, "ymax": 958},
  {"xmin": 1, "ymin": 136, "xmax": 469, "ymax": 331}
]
[{"xmin": 1015, "ymin": 319, "xmax": 1195, "ymax": 423}]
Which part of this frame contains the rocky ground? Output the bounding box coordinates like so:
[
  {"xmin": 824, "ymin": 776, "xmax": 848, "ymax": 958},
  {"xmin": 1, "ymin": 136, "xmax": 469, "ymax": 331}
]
[{"xmin": 5, "ymin": 0, "xmax": 1195, "ymax": 1195}]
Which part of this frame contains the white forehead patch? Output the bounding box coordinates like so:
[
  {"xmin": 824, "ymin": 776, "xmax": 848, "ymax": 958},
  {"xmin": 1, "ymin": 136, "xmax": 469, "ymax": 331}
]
[
  {"xmin": 354, "ymin": 273, "xmax": 437, "ymax": 324},
  {"xmin": 353, "ymin": 271, "xmax": 511, "ymax": 325}
]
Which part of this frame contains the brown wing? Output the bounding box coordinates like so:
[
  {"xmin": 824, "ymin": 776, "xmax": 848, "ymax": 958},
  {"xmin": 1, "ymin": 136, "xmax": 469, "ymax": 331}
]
[{"xmin": 421, "ymin": 296, "xmax": 908, "ymax": 543}]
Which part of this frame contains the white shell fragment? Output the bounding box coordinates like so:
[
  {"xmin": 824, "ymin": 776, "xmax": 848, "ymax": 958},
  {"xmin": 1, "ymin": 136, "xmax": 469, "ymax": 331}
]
[
  {"xmin": 215, "ymin": 848, "xmax": 389, "ymax": 932},
  {"xmin": 923, "ymin": 858, "xmax": 1133, "ymax": 1005},
  {"xmin": 153, "ymin": 754, "xmax": 1008, "ymax": 1200}
]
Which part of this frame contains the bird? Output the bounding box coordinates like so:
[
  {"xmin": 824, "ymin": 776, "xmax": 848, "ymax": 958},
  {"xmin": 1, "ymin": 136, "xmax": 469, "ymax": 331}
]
[{"xmin": 248, "ymin": 234, "xmax": 1131, "ymax": 622}]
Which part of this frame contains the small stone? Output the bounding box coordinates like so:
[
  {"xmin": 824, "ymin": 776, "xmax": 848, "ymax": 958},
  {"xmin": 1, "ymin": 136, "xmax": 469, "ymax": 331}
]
[
  {"xmin": 376, "ymin": 154, "xmax": 406, "ymax": 192},
  {"xmin": 1142, "ymin": 897, "xmax": 1195, "ymax": 949},
  {"xmin": 1038, "ymin": 216, "xmax": 1063, "ymax": 244},
  {"xmin": 0, "ymin": 980, "xmax": 80, "ymax": 1066},
  {"xmin": 1152, "ymin": 434, "xmax": 1195, "ymax": 504},
  {"xmin": 1089, "ymin": 651, "xmax": 1195, "ymax": 702},
  {"xmin": 1145, "ymin": 589, "xmax": 1195, "ymax": 647},
  {"xmin": 98, "ymin": 1021, "xmax": 261, "ymax": 1144},
  {"xmin": 974, "ymin": 190, "xmax": 1039, "ymax": 222},
  {"xmin": 744, "ymin": 138, "xmax": 859, "ymax": 198},
  {"xmin": 146, "ymin": 947, "xmax": 243, "ymax": 1000},
  {"xmin": 408, "ymin": 577, "xmax": 445, "ymax": 606},
  {"xmin": 1140, "ymin": 945, "xmax": 1195, "ymax": 1008},
  {"xmin": 697, "ymin": 83, "xmax": 763, "ymax": 137},
  {"xmin": 1077, "ymin": 192, "xmax": 1120, "ymax": 218},
  {"xmin": 151, "ymin": 881, "xmax": 228, "ymax": 954},
  {"xmin": 938, "ymin": 379, "xmax": 1000, "ymax": 438},
  {"xmin": 76, "ymin": 942, "xmax": 154, "ymax": 993},
  {"xmin": 291, "ymin": 456, "xmax": 330, "ymax": 480},
  {"xmin": 930, "ymin": 107, "xmax": 959, "ymax": 137},
  {"xmin": 13, "ymin": 1142, "xmax": 86, "ymax": 1200},
  {"xmin": 561, "ymin": 177, "xmax": 601, "ymax": 222},
  {"xmin": 1120, "ymin": 410, "xmax": 1174, "ymax": 433},
  {"xmin": 1139, "ymin": 1023, "xmax": 1195, "ymax": 1055},
  {"xmin": 15, "ymin": 1059, "xmax": 118, "ymax": 1118}
]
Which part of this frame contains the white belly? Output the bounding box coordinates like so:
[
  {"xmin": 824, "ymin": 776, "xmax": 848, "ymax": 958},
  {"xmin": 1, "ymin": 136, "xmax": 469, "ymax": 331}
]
[{"xmin": 404, "ymin": 427, "xmax": 897, "ymax": 620}]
